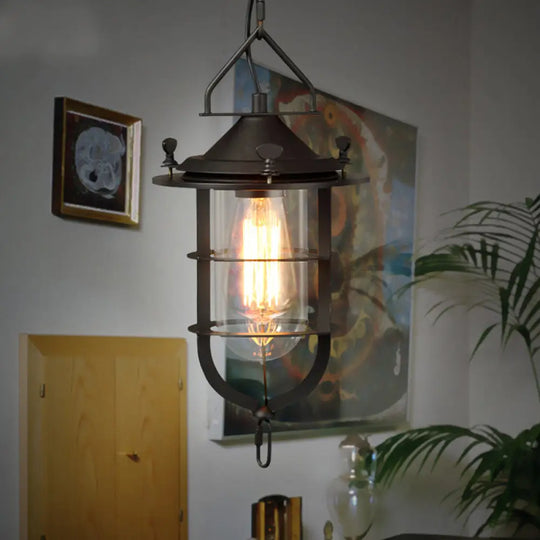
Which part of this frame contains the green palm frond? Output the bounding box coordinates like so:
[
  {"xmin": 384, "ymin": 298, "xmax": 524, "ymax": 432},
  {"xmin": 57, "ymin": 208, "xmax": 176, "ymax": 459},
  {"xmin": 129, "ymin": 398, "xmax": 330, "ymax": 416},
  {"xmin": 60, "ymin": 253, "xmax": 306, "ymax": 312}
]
[
  {"xmin": 374, "ymin": 195, "xmax": 540, "ymax": 536},
  {"xmin": 410, "ymin": 195, "xmax": 540, "ymax": 401},
  {"xmin": 375, "ymin": 424, "xmax": 540, "ymax": 536}
]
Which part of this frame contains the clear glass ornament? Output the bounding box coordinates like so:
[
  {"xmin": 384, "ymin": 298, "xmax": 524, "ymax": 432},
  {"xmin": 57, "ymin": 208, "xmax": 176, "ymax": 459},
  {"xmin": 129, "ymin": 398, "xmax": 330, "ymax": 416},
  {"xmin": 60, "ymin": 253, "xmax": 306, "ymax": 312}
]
[{"xmin": 326, "ymin": 434, "xmax": 377, "ymax": 540}]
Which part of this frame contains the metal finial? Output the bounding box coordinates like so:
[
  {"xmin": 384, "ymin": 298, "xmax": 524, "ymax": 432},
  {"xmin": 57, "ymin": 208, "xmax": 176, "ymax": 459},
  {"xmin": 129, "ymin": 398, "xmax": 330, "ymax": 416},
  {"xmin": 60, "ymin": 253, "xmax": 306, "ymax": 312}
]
[
  {"xmin": 323, "ymin": 520, "xmax": 333, "ymax": 540},
  {"xmin": 162, "ymin": 138, "xmax": 179, "ymax": 169},
  {"xmin": 256, "ymin": 143, "xmax": 283, "ymax": 182},
  {"xmin": 335, "ymin": 135, "xmax": 351, "ymax": 165}
]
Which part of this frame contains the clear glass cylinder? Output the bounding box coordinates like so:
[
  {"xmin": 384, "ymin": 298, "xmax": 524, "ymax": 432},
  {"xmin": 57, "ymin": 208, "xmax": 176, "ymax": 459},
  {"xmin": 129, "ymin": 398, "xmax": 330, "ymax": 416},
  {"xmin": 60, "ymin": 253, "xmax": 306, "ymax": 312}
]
[
  {"xmin": 326, "ymin": 435, "xmax": 377, "ymax": 539},
  {"xmin": 212, "ymin": 189, "xmax": 310, "ymax": 362}
]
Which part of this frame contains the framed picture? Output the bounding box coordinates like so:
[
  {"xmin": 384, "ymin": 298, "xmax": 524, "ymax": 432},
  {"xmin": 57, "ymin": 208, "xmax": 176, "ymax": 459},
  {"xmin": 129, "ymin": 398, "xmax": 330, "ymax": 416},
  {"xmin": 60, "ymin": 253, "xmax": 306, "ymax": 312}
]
[
  {"xmin": 52, "ymin": 97, "xmax": 142, "ymax": 225},
  {"xmin": 208, "ymin": 59, "xmax": 417, "ymax": 440}
]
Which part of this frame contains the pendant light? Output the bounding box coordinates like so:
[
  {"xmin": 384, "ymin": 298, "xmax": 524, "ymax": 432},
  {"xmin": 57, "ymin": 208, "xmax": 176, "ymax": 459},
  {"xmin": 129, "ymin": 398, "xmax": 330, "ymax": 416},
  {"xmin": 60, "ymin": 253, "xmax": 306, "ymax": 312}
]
[{"xmin": 153, "ymin": 0, "xmax": 357, "ymax": 467}]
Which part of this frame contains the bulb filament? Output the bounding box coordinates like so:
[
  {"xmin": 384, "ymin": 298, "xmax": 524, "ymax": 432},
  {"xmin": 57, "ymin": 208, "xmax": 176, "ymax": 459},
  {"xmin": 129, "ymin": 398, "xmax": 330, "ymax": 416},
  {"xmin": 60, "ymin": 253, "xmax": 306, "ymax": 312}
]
[{"xmin": 241, "ymin": 198, "xmax": 288, "ymax": 347}]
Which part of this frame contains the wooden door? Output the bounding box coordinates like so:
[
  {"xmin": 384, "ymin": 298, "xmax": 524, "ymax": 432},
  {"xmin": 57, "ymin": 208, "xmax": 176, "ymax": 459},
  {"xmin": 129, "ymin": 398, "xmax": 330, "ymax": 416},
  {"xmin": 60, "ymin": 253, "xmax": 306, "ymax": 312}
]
[{"xmin": 20, "ymin": 335, "xmax": 188, "ymax": 540}]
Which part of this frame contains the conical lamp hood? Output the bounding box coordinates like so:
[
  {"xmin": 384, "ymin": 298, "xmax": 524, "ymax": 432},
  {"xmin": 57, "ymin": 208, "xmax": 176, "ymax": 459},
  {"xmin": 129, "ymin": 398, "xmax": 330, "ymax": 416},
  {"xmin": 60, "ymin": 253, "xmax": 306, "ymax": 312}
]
[{"xmin": 179, "ymin": 115, "xmax": 340, "ymax": 179}]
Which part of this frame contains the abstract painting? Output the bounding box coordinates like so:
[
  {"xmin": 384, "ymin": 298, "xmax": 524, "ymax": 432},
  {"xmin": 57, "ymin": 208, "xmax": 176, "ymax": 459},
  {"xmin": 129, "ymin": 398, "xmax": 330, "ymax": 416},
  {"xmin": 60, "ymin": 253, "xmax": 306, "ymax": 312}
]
[{"xmin": 217, "ymin": 59, "xmax": 417, "ymax": 438}]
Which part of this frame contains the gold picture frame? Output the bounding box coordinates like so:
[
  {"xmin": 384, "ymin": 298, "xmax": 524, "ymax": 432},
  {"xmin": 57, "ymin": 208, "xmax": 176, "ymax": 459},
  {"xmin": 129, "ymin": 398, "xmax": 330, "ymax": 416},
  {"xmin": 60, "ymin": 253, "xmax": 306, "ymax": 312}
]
[{"xmin": 52, "ymin": 97, "xmax": 142, "ymax": 225}]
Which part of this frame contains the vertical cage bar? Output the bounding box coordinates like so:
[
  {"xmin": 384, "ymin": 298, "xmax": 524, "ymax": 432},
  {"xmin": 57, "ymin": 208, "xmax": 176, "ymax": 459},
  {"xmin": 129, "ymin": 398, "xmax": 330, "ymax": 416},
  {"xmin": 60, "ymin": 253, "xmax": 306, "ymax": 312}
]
[
  {"xmin": 317, "ymin": 187, "xmax": 331, "ymax": 334},
  {"xmin": 196, "ymin": 190, "xmax": 211, "ymax": 327}
]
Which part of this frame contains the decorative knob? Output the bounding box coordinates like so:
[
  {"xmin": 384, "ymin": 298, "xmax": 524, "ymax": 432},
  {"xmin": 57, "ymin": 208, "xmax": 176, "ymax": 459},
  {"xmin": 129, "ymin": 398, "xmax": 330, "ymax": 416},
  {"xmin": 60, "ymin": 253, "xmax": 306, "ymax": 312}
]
[
  {"xmin": 323, "ymin": 520, "xmax": 333, "ymax": 539},
  {"xmin": 256, "ymin": 143, "xmax": 283, "ymax": 182},
  {"xmin": 161, "ymin": 137, "xmax": 179, "ymax": 169},
  {"xmin": 335, "ymin": 136, "xmax": 351, "ymax": 165}
]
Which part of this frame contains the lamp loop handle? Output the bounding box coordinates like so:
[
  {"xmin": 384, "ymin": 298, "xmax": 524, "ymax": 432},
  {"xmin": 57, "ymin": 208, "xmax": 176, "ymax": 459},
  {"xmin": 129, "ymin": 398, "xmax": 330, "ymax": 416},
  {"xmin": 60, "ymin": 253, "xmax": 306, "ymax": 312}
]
[
  {"xmin": 255, "ymin": 417, "xmax": 272, "ymax": 468},
  {"xmin": 203, "ymin": 12, "xmax": 316, "ymax": 115}
]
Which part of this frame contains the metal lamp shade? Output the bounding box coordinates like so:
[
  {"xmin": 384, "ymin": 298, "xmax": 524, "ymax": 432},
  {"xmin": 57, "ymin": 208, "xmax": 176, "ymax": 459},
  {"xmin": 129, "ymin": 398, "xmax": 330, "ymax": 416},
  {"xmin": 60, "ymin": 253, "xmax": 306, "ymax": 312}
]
[{"xmin": 153, "ymin": 115, "xmax": 340, "ymax": 188}]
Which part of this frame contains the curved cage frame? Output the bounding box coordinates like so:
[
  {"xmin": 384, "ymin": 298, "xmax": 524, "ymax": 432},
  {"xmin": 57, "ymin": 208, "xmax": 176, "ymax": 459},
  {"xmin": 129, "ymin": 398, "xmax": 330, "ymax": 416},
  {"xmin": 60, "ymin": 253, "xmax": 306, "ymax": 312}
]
[{"xmin": 192, "ymin": 186, "xmax": 332, "ymax": 416}]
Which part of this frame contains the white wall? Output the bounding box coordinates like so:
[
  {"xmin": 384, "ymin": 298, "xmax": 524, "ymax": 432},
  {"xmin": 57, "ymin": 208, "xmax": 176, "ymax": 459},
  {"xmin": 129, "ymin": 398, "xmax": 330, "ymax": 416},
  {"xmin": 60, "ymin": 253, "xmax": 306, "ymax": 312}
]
[
  {"xmin": 468, "ymin": 0, "xmax": 540, "ymax": 433},
  {"xmin": 0, "ymin": 1, "xmax": 474, "ymax": 538}
]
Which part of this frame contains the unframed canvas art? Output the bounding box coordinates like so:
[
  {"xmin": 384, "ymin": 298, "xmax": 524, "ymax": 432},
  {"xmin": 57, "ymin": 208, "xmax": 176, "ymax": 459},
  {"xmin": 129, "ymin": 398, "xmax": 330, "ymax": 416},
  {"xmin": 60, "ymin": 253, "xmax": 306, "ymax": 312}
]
[{"xmin": 221, "ymin": 59, "xmax": 417, "ymax": 438}]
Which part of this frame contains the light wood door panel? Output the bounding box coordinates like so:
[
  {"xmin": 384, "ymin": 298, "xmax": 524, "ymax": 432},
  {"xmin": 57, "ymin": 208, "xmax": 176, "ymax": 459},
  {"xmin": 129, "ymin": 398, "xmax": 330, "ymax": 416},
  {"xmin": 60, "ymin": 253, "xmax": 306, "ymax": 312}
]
[
  {"xmin": 45, "ymin": 353, "xmax": 116, "ymax": 539},
  {"xmin": 21, "ymin": 335, "xmax": 187, "ymax": 540},
  {"xmin": 116, "ymin": 349, "xmax": 182, "ymax": 539}
]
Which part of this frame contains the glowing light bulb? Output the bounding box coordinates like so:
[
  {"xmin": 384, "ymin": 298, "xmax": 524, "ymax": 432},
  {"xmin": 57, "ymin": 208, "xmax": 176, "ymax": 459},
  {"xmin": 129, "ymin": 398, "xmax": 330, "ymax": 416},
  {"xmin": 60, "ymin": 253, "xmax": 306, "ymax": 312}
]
[
  {"xmin": 217, "ymin": 192, "xmax": 309, "ymax": 362},
  {"xmin": 241, "ymin": 197, "xmax": 287, "ymax": 347}
]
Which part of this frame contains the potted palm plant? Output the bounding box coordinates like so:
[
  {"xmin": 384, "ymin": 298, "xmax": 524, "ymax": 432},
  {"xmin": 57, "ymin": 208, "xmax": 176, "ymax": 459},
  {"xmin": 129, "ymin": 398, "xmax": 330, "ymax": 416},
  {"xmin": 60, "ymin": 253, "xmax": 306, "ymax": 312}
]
[{"xmin": 374, "ymin": 194, "xmax": 540, "ymax": 536}]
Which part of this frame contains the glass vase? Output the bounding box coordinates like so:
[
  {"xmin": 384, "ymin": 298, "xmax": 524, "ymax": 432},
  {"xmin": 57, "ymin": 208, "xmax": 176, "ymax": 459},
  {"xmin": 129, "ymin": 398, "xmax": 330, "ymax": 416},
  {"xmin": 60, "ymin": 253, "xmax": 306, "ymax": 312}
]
[{"xmin": 326, "ymin": 434, "xmax": 377, "ymax": 540}]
